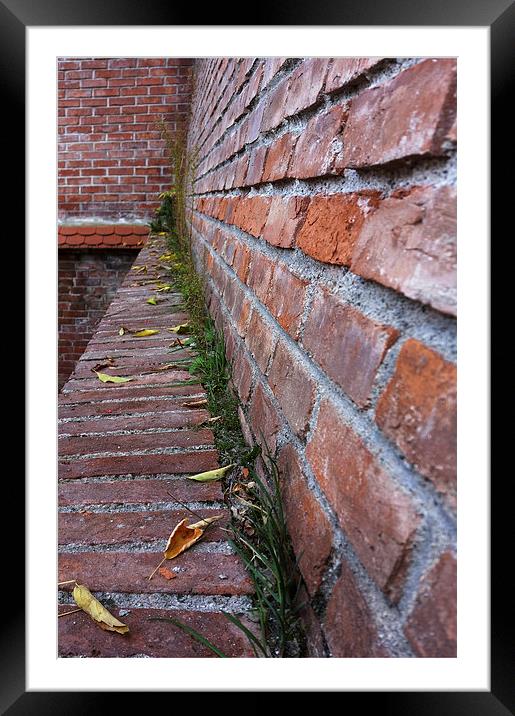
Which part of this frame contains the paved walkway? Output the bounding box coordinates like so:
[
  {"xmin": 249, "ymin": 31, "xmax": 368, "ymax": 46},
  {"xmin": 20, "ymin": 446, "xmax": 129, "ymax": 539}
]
[{"xmin": 58, "ymin": 236, "xmax": 254, "ymax": 657}]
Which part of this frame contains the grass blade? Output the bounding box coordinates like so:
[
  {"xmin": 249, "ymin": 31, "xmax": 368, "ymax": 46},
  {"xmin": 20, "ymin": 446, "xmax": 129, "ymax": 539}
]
[{"xmin": 148, "ymin": 616, "xmax": 228, "ymax": 657}]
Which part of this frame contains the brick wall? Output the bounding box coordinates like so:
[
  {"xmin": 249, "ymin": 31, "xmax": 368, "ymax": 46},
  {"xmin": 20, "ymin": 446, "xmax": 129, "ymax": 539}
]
[
  {"xmin": 58, "ymin": 57, "xmax": 193, "ymax": 221},
  {"xmin": 58, "ymin": 250, "xmax": 137, "ymax": 389},
  {"xmin": 187, "ymin": 57, "xmax": 457, "ymax": 657}
]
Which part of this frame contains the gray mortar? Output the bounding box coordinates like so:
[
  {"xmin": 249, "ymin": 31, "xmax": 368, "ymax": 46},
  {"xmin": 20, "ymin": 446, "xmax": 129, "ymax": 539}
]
[
  {"xmin": 60, "ymin": 394, "xmax": 200, "ymax": 407},
  {"xmin": 58, "ymin": 473, "xmax": 202, "ymax": 484},
  {"xmin": 59, "ymin": 445, "xmax": 215, "ymax": 461},
  {"xmin": 58, "ymin": 590, "xmax": 252, "ymax": 613},
  {"xmin": 58, "ymin": 402, "xmax": 205, "ymax": 423},
  {"xmin": 59, "ymin": 500, "xmax": 225, "ymax": 513},
  {"xmin": 58, "ymin": 540, "xmax": 234, "ymax": 555}
]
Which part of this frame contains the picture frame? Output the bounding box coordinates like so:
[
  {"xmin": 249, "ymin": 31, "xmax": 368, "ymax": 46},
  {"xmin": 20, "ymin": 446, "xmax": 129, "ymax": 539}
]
[{"xmin": 9, "ymin": 0, "xmax": 507, "ymax": 709}]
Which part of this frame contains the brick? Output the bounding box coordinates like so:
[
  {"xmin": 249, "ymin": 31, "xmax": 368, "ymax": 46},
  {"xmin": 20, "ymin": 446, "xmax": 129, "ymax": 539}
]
[
  {"xmin": 268, "ymin": 341, "xmax": 315, "ymax": 438},
  {"xmin": 323, "ymin": 561, "xmax": 388, "ymax": 657},
  {"xmin": 351, "ymin": 185, "xmax": 457, "ymax": 316},
  {"xmin": 284, "ymin": 58, "xmax": 329, "ymax": 118},
  {"xmin": 261, "ymin": 132, "xmax": 298, "ymax": 182},
  {"xmin": 246, "ymin": 252, "xmax": 275, "ymax": 303},
  {"xmin": 59, "ymin": 508, "xmax": 228, "ymax": 546},
  {"xmin": 58, "ymin": 608, "xmax": 255, "ymax": 658},
  {"xmin": 58, "ymin": 450, "xmax": 219, "ymax": 479},
  {"xmin": 58, "ymin": 476, "xmax": 222, "ymax": 506},
  {"xmin": 231, "ymin": 347, "xmax": 253, "ymax": 403},
  {"xmin": 278, "ymin": 444, "xmax": 332, "ymax": 595},
  {"xmin": 325, "ymin": 57, "xmax": 384, "ymax": 93},
  {"xmin": 296, "ymin": 192, "xmax": 381, "ymax": 266},
  {"xmin": 262, "ymin": 196, "xmax": 310, "ymax": 249},
  {"xmin": 58, "ymin": 429, "xmax": 214, "ymax": 457},
  {"xmin": 58, "ymin": 551, "xmax": 252, "ymax": 596},
  {"xmin": 306, "ymin": 399, "xmax": 420, "ymax": 601},
  {"xmin": 244, "ymin": 309, "xmax": 277, "ymax": 375},
  {"xmin": 234, "ymin": 196, "xmax": 271, "ymax": 237},
  {"xmin": 264, "ymin": 264, "xmax": 308, "ymax": 339},
  {"xmin": 303, "ymin": 289, "xmax": 399, "ymax": 407},
  {"xmin": 404, "ymin": 552, "xmax": 457, "ymax": 657},
  {"xmin": 343, "ymin": 59, "xmax": 457, "ymax": 167},
  {"xmin": 376, "ymin": 339, "xmax": 457, "ymax": 508},
  {"xmin": 244, "ymin": 144, "xmax": 268, "ymax": 186},
  {"xmin": 289, "ymin": 104, "xmax": 348, "ymax": 179},
  {"xmin": 248, "ymin": 382, "xmax": 281, "ymax": 454}
]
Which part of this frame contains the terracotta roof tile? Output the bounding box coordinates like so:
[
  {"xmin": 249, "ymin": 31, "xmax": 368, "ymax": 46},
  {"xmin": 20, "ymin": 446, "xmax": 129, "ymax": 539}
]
[{"xmin": 58, "ymin": 224, "xmax": 148, "ymax": 249}]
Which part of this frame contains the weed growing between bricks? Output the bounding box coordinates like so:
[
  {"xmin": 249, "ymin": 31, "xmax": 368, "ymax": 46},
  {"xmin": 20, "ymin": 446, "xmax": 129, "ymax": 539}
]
[{"xmin": 148, "ymin": 124, "xmax": 305, "ymax": 657}]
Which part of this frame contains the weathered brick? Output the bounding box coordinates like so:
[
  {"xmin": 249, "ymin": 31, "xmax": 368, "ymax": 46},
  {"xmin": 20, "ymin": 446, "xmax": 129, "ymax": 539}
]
[
  {"xmin": 404, "ymin": 552, "xmax": 457, "ymax": 657},
  {"xmin": 262, "ymin": 196, "xmax": 310, "ymax": 249},
  {"xmin": 263, "ymin": 264, "xmax": 308, "ymax": 339},
  {"xmin": 306, "ymin": 399, "xmax": 420, "ymax": 601},
  {"xmin": 289, "ymin": 104, "xmax": 348, "ymax": 179},
  {"xmin": 261, "ymin": 132, "xmax": 298, "ymax": 182},
  {"xmin": 59, "ymin": 508, "xmax": 228, "ymax": 546},
  {"xmin": 246, "ymin": 253, "xmax": 275, "ymax": 303},
  {"xmin": 323, "ymin": 561, "xmax": 388, "ymax": 657},
  {"xmin": 375, "ymin": 339, "xmax": 457, "ymax": 508},
  {"xmin": 58, "ymin": 429, "xmax": 214, "ymax": 457},
  {"xmin": 283, "ymin": 58, "xmax": 330, "ymax": 118},
  {"xmin": 58, "ymin": 476, "xmax": 222, "ymax": 506},
  {"xmin": 296, "ymin": 192, "xmax": 381, "ymax": 266},
  {"xmin": 325, "ymin": 57, "xmax": 384, "ymax": 93},
  {"xmin": 231, "ymin": 347, "xmax": 253, "ymax": 403},
  {"xmin": 59, "ymin": 450, "xmax": 219, "ymax": 479},
  {"xmin": 278, "ymin": 445, "xmax": 332, "ymax": 595},
  {"xmin": 244, "ymin": 309, "xmax": 277, "ymax": 375},
  {"xmin": 233, "ymin": 196, "xmax": 271, "ymax": 237},
  {"xmin": 248, "ymin": 382, "xmax": 281, "ymax": 454},
  {"xmin": 268, "ymin": 341, "xmax": 316, "ymax": 437},
  {"xmin": 58, "ymin": 607, "xmax": 255, "ymax": 658},
  {"xmin": 244, "ymin": 144, "xmax": 268, "ymax": 186},
  {"xmin": 343, "ymin": 59, "xmax": 457, "ymax": 167},
  {"xmin": 58, "ymin": 550, "xmax": 252, "ymax": 596},
  {"xmin": 59, "ymin": 395, "xmax": 203, "ymax": 419},
  {"xmin": 302, "ymin": 289, "xmax": 399, "ymax": 407},
  {"xmin": 351, "ymin": 185, "xmax": 457, "ymax": 316}
]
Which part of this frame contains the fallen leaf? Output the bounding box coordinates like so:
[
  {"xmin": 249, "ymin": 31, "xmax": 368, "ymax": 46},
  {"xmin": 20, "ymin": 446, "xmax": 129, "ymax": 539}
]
[
  {"xmin": 95, "ymin": 371, "xmax": 132, "ymax": 384},
  {"xmin": 182, "ymin": 399, "xmax": 208, "ymax": 408},
  {"xmin": 131, "ymin": 265, "xmax": 147, "ymax": 274},
  {"xmin": 147, "ymin": 297, "xmax": 158, "ymax": 305},
  {"xmin": 132, "ymin": 329, "xmax": 159, "ymax": 337},
  {"xmin": 72, "ymin": 583, "xmax": 129, "ymax": 634},
  {"xmin": 168, "ymin": 323, "xmax": 190, "ymax": 334},
  {"xmin": 91, "ymin": 359, "xmax": 116, "ymax": 373},
  {"xmin": 158, "ymin": 567, "xmax": 176, "ymax": 580},
  {"xmin": 187, "ymin": 464, "xmax": 236, "ymax": 482},
  {"xmin": 148, "ymin": 515, "xmax": 223, "ymax": 579},
  {"xmin": 241, "ymin": 467, "xmax": 250, "ymax": 478},
  {"xmin": 118, "ymin": 327, "xmax": 126, "ymax": 336}
]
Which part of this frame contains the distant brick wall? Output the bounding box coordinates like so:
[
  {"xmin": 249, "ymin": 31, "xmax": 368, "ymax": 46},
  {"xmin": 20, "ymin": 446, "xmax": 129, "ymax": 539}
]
[
  {"xmin": 58, "ymin": 57, "xmax": 193, "ymax": 221},
  {"xmin": 187, "ymin": 58, "xmax": 457, "ymax": 657},
  {"xmin": 58, "ymin": 250, "xmax": 137, "ymax": 389}
]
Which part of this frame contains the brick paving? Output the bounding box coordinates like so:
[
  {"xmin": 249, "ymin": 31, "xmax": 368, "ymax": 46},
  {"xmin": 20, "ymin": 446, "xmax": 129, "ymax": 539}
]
[{"xmin": 58, "ymin": 236, "xmax": 255, "ymax": 657}]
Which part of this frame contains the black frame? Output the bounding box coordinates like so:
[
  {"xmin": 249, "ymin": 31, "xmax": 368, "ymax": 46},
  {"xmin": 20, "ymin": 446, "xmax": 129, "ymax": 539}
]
[{"xmin": 10, "ymin": 0, "xmax": 508, "ymax": 711}]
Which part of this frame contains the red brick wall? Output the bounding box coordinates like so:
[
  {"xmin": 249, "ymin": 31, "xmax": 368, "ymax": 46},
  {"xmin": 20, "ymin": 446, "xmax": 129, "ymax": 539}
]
[
  {"xmin": 58, "ymin": 57, "xmax": 193, "ymax": 221},
  {"xmin": 187, "ymin": 58, "xmax": 457, "ymax": 657},
  {"xmin": 58, "ymin": 250, "xmax": 137, "ymax": 389}
]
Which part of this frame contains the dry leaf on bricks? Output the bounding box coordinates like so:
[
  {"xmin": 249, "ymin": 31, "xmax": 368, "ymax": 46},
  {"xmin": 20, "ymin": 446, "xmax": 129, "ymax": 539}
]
[
  {"xmin": 148, "ymin": 515, "xmax": 222, "ymax": 579},
  {"xmin": 95, "ymin": 372, "xmax": 132, "ymax": 384},
  {"xmin": 168, "ymin": 323, "xmax": 190, "ymax": 334},
  {"xmin": 147, "ymin": 297, "xmax": 158, "ymax": 305},
  {"xmin": 158, "ymin": 567, "xmax": 177, "ymax": 580},
  {"xmin": 132, "ymin": 329, "xmax": 160, "ymax": 337},
  {"xmin": 72, "ymin": 583, "xmax": 129, "ymax": 635},
  {"xmin": 187, "ymin": 464, "xmax": 236, "ymax": 482}
]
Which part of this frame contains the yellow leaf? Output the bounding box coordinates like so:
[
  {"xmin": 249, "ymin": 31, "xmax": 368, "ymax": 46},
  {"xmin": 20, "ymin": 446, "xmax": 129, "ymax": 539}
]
[
  {"xmin": 132, "ymin": 329, "xmax": 159, "ymax": 337},
  {"xmin": 95, "ymin": 372, "xmax": 132, "ymax": 383},
  {"xmin": 187, "ymin": 464, "xmax": 236, "ymax": 482},
  {"xmin": 182, "ymin": 399, "xmax": 208, "ymax": 408},
  {"xmin": 118, "ymin": 327, "xmax": 125, "ymax": 336},
  {"xmin": 168, "ymin": 323, "xmax": 190, "ymax": 334},
  {"xmin": 131, "ymin": 265, "xmax": 147, "ymax": 274},
  {"xmin": 188, "ymin": 515, "xmax": 223, "ymax": 529},
  {"xmin": 72, "ymin": 583, "xmax": 129, "ymax": 634},
  {"xmin": 147, "ymin": 297, "xmax": 158, "ymax": 305}
]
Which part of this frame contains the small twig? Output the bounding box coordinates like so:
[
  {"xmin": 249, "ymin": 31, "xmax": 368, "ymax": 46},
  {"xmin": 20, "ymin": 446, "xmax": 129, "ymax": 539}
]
[
  {"xmin": 58, "ymin": 608, "xmax": 81, "ymax": 618},
  {"xmin": 166, "ymin": 489, "xmax": 209, "ymax": 524},
  {"xmin": 57, "ymin": 580, "xmax": 77, "ymax": 586},
  {"xmin": 148, "ymin": 557, "xmax": 166, "ymax": 581}
]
